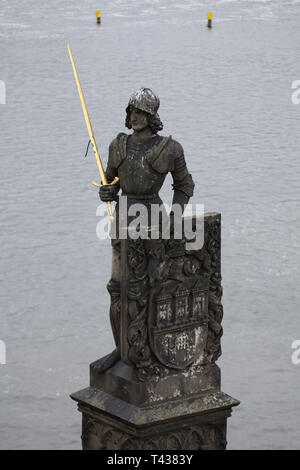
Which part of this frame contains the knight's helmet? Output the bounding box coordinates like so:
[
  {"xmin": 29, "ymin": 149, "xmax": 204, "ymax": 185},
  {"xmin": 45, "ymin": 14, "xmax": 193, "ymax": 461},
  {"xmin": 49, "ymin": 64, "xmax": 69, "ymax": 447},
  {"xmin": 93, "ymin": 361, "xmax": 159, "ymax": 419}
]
[
  {"xmin": 126, "ymin": 87, "xmax": 160, "ymax": 119},
  {"xmin": 125, "ymin": 87, "xmax": 163, "ymax": 131}
]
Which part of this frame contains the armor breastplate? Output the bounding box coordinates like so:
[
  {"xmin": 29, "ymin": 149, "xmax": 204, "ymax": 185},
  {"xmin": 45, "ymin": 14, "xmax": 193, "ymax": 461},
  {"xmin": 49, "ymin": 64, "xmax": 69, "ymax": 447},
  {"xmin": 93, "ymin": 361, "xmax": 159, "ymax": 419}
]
[{"xmin": 118, "ymin": 135, "xmax": 167, "ymax": 196}]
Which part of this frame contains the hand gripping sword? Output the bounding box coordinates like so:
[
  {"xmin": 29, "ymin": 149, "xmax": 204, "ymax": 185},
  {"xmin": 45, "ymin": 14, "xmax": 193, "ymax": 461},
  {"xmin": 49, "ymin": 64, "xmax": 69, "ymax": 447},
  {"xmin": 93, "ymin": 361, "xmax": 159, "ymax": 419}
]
[{"xmin": 67, "ymin": 44, "xmax": 118, "ymax": 221}]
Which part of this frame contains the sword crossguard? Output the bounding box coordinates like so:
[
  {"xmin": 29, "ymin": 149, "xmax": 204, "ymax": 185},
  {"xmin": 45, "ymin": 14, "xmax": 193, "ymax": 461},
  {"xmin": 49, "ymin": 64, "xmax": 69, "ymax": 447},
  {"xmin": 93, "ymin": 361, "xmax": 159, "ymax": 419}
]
[{"xmin": 92, "ymin": 176, "xmax": 119, "ymax": 187}]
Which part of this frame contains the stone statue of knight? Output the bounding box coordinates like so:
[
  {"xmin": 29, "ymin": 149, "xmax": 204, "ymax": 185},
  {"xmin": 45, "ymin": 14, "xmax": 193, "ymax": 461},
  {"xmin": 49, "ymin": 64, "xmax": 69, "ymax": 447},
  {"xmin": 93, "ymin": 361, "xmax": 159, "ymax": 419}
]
[{"xmin": 95, "ymin": 88, "xmax": 194, "ymax": 372}]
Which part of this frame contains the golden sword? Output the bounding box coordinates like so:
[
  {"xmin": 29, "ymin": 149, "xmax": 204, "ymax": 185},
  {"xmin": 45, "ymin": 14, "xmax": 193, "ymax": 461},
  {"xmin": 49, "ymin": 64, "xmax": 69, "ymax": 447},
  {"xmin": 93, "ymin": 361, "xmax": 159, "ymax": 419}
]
[{"xmin": 67, "ymin": 44, "xmax": 118, "ymax": 221}]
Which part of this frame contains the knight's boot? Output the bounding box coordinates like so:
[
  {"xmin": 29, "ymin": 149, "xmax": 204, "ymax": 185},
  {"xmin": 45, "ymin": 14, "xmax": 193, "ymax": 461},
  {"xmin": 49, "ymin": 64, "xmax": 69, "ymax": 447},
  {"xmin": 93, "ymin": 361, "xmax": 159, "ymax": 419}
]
[{"xmin": 90, "ymin": 347, "xmax": 120, "ymax": 373}]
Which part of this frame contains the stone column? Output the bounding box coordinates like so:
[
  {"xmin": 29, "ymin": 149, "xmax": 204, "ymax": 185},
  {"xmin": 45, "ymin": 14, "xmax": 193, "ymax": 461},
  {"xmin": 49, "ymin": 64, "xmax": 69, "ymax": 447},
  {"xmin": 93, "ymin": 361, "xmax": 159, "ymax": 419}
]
[{"xmin": 71, "ymin": 213, "xmax": 239, "ymax": 450}]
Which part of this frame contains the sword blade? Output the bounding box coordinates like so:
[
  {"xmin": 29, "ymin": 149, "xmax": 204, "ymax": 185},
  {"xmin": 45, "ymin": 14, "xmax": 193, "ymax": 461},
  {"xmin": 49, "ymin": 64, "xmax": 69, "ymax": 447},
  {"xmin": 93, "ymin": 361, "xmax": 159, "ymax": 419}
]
[{"xmin": 67, "ymin": 44, "xmax": 114, "ymax": 220}]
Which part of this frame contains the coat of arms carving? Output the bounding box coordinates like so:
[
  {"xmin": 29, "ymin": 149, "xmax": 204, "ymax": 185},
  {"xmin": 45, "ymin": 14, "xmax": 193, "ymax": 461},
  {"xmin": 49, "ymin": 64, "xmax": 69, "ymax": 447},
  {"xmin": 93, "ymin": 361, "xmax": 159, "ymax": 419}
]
[{"xmin": 148, "ymin": 278, "xmax": 209, "ymax": 369}]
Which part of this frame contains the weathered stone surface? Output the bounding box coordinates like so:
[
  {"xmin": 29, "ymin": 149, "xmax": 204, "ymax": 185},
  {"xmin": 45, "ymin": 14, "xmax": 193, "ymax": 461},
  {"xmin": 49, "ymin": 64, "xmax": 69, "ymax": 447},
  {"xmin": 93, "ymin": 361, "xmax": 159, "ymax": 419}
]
[
  {"xmin": 79, "ymin": 409, "xmax": 229, "ymax": 450},
  {"xmin": 71, "ymin": 387, "xmax": 239, "ymax": 427},
  {"xmin": 119, "ymin": 213, "xmax": 223, "ymax": 378},
  {"xmin": 72, "ymin": 389, "xmax": 236, "ymax": 450},
  {"xmin": 71, "ymin": 213, "xmax": 240, "ymax": 450},
  {"xmin": 71, "ymin": 386, "xmax": 239, "ymax": 450},
  {"xmin": 90, "ymin": 360, "xmax": 221, "ymax": 406}
]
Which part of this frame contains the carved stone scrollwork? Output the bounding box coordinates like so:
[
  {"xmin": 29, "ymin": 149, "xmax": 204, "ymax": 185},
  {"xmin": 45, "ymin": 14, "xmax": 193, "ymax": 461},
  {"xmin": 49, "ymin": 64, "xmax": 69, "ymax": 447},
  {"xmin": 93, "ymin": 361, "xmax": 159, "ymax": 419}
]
[
  {"xmin": 81, "ymin": 415, "xmax": 101, "ymax": 450},
  {"xmin": 126, "ymin": 238, "xmax": 152, "ymax": 371},
  {"xmin": 205, "ymin": 216, "xmax": 223, "ymax": 363},
  {"xmin": 81, "ymin": 412, "xmax": 227, "ymax": 450},
  {"xmin": 122, "ymin": 215, "xmax": 223, "ymax": 376}
]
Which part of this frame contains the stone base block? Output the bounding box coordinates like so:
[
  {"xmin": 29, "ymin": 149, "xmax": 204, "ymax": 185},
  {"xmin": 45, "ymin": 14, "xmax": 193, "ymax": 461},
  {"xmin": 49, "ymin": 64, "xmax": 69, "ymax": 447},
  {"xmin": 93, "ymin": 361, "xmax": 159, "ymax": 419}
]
[
  {"xmin": 90, "ymin": 360, "xmax": 221, "ymax": 406},
  {"xmin": 71, "ymin": 386, "xmax": 239, "ymax": 450}
]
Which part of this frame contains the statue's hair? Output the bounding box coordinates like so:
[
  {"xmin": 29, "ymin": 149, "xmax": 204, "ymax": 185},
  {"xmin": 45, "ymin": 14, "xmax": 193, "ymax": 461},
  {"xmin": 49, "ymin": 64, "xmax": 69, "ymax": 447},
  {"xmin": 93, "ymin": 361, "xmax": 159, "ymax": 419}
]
[{"xmin": 125, "ymin": 106, "xmax": 163, "ymax": 133}]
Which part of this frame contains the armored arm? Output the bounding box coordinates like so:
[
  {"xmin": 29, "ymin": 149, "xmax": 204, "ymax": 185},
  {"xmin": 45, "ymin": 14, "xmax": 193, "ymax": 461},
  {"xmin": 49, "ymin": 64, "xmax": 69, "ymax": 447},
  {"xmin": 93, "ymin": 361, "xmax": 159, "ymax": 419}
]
[
  {"xmin": 171, "ymin": 142, "xmax": 195, "ymax": 212},
  {"xmin": 99, "ymin": 140, "xmax": 121, "ymax": 202}
]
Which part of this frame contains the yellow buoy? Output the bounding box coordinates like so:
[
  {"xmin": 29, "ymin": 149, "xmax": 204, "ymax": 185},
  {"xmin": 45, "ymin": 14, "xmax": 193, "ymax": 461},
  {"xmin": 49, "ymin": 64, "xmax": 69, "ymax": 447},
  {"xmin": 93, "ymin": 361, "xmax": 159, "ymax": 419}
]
[
  {"xmin": 207, "ymin": 12, "xmax": 213, "ymax": 28},
  {"xmin": 95, "ymin": 10, "xmax": 101, "ymax": 24}
]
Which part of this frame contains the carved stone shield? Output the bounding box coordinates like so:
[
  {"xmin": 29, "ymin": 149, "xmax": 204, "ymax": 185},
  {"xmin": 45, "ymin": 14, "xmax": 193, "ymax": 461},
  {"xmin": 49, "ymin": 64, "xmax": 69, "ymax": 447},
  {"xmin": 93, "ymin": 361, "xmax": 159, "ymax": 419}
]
[{"xmin": 148, "ymin": 277, "xmax": 209, "ymax": 370}]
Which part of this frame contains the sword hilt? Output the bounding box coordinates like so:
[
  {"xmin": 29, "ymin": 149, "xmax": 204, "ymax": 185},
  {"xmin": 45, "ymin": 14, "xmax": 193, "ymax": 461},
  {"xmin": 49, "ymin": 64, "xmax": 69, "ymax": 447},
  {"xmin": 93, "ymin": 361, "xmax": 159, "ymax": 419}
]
[
  {"xmin": 92, "ymin": 176, "xmax": 119, "ymax": 188},
  {"xmin": 93, "ymin": 177, "xmax": 119, "ymax": 222}
]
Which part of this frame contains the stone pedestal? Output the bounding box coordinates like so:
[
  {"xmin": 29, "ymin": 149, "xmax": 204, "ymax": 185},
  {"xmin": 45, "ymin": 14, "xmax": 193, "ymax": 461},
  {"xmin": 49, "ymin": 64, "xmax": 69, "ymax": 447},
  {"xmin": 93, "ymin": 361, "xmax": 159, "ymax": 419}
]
[
  {"xmin": 71, "ymin": 361, "xmax": 239, "ymax": 450},
  {"xmin": 71, "ymin": 213, "xmax": 240, "ymax": 449}
]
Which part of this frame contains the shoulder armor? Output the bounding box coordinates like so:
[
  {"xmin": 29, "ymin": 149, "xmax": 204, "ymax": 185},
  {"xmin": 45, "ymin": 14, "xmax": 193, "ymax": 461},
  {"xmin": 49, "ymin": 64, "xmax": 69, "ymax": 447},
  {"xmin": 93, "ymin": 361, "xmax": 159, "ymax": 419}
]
[
  {"xmin": 146, "ymin": 135, "xmax": 173, "ymax": 174},
  {"xmin": 109, "ymin": 133, "xmax": 128, "ymax": 168},
  {"xmin": 147, "ymin": 136, "xmax": 184, "ymax": 174}
]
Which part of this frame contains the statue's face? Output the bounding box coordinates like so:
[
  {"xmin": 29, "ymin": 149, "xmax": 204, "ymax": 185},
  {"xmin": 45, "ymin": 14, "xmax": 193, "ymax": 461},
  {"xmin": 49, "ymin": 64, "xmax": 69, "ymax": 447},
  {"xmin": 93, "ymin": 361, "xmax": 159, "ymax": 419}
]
[{"xmin": 129, "ymin": 107, "xmax": 149, "ymax": 132}]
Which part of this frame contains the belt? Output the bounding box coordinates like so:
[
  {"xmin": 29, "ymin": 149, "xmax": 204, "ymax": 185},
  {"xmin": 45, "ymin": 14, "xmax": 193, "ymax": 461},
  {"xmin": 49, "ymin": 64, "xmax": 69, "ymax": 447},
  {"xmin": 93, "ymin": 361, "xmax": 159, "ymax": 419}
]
[{"xmin": 121, "ymin": 193, "xmax": 159, "ymax": 200}]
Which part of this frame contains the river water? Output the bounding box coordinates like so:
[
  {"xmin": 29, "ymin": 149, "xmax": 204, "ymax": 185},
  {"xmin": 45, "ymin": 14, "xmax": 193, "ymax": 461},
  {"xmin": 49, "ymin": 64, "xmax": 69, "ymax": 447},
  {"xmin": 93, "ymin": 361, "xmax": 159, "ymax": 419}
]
[{"xmin": 0, "ymin": 0, "xmax": 300, "ymax": 449}]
